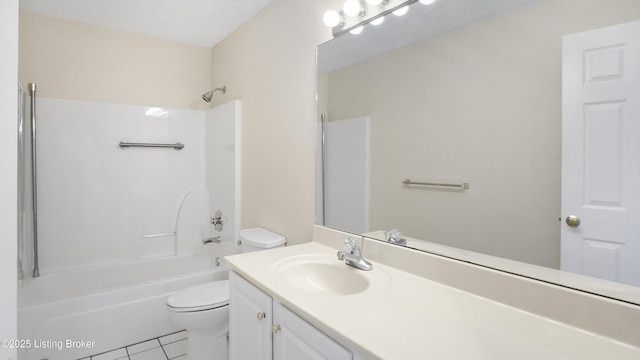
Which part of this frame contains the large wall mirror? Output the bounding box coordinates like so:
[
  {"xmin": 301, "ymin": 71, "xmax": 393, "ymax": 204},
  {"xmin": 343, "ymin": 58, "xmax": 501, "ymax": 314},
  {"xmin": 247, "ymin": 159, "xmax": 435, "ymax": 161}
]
[{"xmin": 316, "ymin": 0, "xmax": 640, "ymax": 304}]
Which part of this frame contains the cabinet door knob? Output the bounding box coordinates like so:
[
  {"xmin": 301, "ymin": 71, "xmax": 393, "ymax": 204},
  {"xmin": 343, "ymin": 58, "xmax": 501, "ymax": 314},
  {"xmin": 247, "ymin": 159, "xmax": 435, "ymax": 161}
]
[
  {"xmin": 256, "ymin": 312, "xmax": 266, "ymax": 321},
  {"xmin": 272, "ymin": 324, "xmax": 281, "ymax": 334}
]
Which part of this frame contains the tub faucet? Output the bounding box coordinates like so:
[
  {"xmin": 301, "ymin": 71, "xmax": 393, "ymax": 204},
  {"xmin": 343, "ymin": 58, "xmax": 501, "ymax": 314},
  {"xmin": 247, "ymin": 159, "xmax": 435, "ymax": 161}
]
[
  {"xmin": 387, "ymin": 229, "xmax": 407, "ymax": 246},
  {"xmin": 337, "ymin": 237, "xmax": 373, "ymax": 271},
  {"xmin": 202, "ymin": 236, "xmax": 221, "ymax": 245}
]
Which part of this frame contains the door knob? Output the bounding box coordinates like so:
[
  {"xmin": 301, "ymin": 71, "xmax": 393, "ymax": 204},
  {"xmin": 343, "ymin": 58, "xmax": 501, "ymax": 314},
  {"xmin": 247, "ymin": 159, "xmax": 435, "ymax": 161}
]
[
  {"xmin": 272, "ymin": 325, "xmax": 281, "ymax": 334},
  {"xmin": 256, "ymin": 312, "xmax": 265, "ymax": 321},
  {"xmin": 565, "ymin": 215, "xmax": 581, "ymax": 227}
]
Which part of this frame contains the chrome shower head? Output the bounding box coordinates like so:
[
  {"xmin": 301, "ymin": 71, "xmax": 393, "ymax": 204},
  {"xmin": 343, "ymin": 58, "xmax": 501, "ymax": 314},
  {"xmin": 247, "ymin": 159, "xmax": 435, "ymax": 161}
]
[
  {"xmin": 202, "ymin": 91, "xmax": 213, "ymax": 102},
  {"xmin": 202, "ymin": 86, "xmax": 226, "ymax": 102}
]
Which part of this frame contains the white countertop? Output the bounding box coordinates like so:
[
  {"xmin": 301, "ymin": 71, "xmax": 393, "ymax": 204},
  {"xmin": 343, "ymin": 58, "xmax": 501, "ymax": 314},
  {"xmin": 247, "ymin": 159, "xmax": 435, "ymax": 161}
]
[{"xmin": 226, "ymin": 242, "xmax": 640, "ymax": 360}]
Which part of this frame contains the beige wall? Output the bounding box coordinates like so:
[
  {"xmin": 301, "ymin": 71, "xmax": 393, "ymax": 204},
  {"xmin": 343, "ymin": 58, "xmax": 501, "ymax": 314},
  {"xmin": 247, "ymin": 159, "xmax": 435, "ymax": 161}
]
[
  {"xmin": 210, "ymin": 0, "xmax": 334, "ymax": 244},
  {"xmin": 18, "ymin": 1, "xmax": 337, "ymax": 248},
  {"xmin": 326, "ymin": 0, "xmax": 640, "ymax": 267},
  {"xmin": 25, "ymin": 0, "xmax": 632, "ymax": 261},
  {"xmin": 19, "ymin": 11, "xmax": 212, "ymax": 110}
]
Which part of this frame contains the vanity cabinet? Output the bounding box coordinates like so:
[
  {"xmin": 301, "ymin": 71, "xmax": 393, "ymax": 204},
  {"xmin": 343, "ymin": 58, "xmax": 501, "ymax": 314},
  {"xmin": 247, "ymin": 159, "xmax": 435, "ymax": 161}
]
[
  {"xmin": 229, "ymin": 271, "xmax": 273, "ymax": 360},
  {"xmin": 229, "ymin": 271, "xmax": 352, "ymax": 360},
  {"xmin": 272, "ymin": 302, "xmax": 351, "ymax": 360}
]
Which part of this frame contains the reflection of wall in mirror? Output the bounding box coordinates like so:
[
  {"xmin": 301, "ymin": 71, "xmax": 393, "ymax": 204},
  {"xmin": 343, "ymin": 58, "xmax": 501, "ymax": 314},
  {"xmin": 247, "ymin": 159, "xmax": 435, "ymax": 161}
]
[
  {"xmin": 324, "ymin": 117, "xmax": 370, "ymax": 234},
  {"xmin": 325, "ymin": 0, "xmax": 640, "ymax": 268}
]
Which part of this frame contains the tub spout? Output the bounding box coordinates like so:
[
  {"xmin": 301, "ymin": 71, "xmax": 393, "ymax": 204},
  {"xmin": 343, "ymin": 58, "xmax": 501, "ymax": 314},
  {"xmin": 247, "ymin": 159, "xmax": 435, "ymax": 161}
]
[{"xmin": 202, "ymin": 236, "xmax": 221, "ymax": 245}]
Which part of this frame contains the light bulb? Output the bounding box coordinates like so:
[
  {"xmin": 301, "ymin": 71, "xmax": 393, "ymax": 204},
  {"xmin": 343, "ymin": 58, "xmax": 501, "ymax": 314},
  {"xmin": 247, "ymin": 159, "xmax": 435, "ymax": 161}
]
[
  {"xmin": 366, "ymin": 0, "xmax": 383, "ymax": 5},
  {"xmin": 343, "ymin": 0, "xmax": 363, "ymax": 17},
  {"xmin": 393, "ymin": 5, "xmax": 409, "ymax": 16},
  {"xmin": 323, "ymin": 10, "xmax": 342, "ymax": 27},
  {"xmin": 370, "ymin": 16, "xmax": 385, "ymax": 26},
  {"xmin": 419, "ymin": 0, "xmax": 436, "ymax": 4},
  {"xmin": 349, "ymin": 26, "xmax": 364, "ymax": 35}
]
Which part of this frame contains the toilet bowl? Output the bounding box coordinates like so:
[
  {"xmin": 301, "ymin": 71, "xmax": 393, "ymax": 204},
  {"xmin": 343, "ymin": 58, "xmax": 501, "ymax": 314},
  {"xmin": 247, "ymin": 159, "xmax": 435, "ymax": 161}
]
[
  {"xmin": 166, "ymin": 227, "xmax": 285, "ymax": 360},
  {"xmin": 166, "ymin": 281, "xmax": 230, "ymax": 360}
]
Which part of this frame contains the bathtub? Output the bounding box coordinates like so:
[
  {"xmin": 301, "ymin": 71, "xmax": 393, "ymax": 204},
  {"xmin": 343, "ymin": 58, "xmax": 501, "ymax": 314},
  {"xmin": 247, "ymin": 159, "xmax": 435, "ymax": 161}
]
[{"xmin": 18, "ymin": 251, "xmax": 231, "ymax": 360}]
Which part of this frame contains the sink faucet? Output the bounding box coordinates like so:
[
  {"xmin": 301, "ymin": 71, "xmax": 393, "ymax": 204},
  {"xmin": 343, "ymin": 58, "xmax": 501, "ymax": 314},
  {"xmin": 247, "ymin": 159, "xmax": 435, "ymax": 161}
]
[
  {"xmin": 337, "ymin": 237, "xmax": 373, "ymax": 271},
  {"xmin": 386, "ymin": 229, "xmax": 407, "ymax": 246}
]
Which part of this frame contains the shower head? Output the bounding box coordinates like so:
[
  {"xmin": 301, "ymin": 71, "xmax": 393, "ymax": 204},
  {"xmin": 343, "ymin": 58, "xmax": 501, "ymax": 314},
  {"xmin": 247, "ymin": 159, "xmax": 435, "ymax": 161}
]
[{"xmin": 202, "ymin": 86, "xmax": 226, "ymax": 102}]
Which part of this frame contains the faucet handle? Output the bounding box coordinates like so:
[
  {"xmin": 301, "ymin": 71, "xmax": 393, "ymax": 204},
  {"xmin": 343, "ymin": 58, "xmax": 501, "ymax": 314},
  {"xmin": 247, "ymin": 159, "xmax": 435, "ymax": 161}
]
[
  {"xmin": 344, "ymin": 236, "xmax": 361, "ymax": 255},
  {"xmin": 388, "ymin": 229, "xmax": 402, "ymax": 241}
]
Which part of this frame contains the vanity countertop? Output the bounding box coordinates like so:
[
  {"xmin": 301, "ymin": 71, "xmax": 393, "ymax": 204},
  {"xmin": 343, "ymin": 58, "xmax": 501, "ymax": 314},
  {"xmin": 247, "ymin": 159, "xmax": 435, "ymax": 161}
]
[{"xmin": 225, "ymin": 242, "xmax": 640, "ymax": 360}]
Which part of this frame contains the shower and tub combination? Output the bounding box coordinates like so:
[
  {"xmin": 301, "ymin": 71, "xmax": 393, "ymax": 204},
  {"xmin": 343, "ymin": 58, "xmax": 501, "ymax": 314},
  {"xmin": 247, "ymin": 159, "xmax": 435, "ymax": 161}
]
[{"xmin": 16, "ymin": 85, "xmax": 242, "ymax": 359}]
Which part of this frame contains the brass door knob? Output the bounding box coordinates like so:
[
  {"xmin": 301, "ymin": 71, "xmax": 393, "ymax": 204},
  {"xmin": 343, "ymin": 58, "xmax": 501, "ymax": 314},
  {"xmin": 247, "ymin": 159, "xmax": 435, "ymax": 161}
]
[
  {"xmin": 272, "ymin": 325, "xmax": 281, "ymax": 334},
  {"xmin": 566, "ymin": 215, "xmax": 581, "ymax": 227},
  {"xmin": 256, "ymin": 312, "xmax": 265, "ymax": 321}
]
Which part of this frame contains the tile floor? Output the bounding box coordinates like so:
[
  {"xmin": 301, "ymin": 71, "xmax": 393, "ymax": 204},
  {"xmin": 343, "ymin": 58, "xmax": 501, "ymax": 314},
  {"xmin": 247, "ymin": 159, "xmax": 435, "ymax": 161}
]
[{"xmin": 79, "ymin": 330, "xmax": 187, "ymax": 360}]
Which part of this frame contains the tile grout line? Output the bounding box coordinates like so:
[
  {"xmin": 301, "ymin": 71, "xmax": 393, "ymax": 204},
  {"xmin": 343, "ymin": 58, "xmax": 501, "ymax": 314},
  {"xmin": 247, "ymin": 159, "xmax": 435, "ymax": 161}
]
[
  {"xmin": 86, "ymin": 330, "xmax": 187, "ymax": 360},
  {"xmin": 159, "ymin": 337, "xmax": 170, "ymax": 360},
  {"xmin": 161, "ymin": 335, "xmax": 188, "ymax": 360}
]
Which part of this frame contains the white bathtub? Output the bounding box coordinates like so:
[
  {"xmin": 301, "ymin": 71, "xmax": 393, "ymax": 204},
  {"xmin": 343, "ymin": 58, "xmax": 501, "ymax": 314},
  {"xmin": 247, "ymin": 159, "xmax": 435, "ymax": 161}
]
[{"xmin": 18, "ymin": 252, "xmax": 230, "ymax": 360}]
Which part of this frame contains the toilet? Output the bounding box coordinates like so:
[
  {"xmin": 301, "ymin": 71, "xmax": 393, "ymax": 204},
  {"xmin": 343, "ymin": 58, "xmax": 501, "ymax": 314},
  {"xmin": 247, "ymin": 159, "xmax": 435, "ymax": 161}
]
[{"xmin": 166, "ymin": 227, "xmax": 286, "ymax": 360}]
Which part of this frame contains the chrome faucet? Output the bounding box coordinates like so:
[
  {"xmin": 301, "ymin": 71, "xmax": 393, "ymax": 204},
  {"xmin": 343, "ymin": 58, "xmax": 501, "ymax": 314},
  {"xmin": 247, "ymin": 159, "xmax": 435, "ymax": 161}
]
[
  {"xmin": 337, "ymin": 237, "xmax": 373, "ymax": 271},
  {"xmin": 386, "ymin": 229, "xmax": 407, "ymax": 246},
  {"xmin": 202, "ymin": 236, "xmax": 221, "ymax": 245}
]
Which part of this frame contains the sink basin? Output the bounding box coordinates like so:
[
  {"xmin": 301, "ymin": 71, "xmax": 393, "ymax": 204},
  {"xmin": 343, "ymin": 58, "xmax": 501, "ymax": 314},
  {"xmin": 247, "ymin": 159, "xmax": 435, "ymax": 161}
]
[{"xmin": 273, "ymin": 254, "xmax": 389, "ymax": 296}]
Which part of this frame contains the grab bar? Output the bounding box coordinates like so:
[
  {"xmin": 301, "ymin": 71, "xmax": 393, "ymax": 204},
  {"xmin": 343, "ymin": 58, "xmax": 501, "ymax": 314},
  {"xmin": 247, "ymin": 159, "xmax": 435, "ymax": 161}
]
[
  {"xmin": 402, "ymin": 179, "xmax": 470, "ymax": 190},
  {"xmin": 30, "ymin": 83, "xmax": 40, "ymax": 278},
  {"xmin": 119, "ymin": 142, "xmax": 184, "ymax": 151}
]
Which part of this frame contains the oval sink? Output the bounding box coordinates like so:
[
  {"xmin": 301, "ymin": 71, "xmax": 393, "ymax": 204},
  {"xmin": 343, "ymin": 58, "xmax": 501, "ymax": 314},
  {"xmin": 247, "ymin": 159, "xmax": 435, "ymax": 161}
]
[{"xmin": 273, "ymin": 254, "xmax": 389, "ymax": 296}]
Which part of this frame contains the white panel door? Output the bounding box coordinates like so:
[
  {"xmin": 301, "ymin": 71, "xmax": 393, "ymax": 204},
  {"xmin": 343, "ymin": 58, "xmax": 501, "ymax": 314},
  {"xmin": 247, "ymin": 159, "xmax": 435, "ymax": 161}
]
[
  {"xmin": 325, "ymin": 116, "xmax": 370, "ymax": 234},
  {"xmin": 562, "ymin": 20, "xmax": 640, "ymax": 286}
]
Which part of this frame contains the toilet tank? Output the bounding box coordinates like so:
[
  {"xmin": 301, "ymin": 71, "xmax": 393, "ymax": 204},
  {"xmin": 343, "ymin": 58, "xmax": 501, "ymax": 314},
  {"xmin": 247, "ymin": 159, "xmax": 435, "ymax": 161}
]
[{"xmin": 239, "ymin": 227, "xmax": 286, "ymax": 253}]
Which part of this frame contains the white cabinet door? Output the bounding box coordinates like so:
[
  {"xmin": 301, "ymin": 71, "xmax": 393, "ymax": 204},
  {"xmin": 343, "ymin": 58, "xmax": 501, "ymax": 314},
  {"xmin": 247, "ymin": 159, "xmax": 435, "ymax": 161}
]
[
  {"xmin": 273, "ymin": 303, "xmax": 351, "ymax": 360},
  {"xmin": 229, "ymin": 271, "xmax": 273, "ymax": 360},
  {"xmin": 562, "ymin": 20, "xmax": 640, "ymax": 285}
]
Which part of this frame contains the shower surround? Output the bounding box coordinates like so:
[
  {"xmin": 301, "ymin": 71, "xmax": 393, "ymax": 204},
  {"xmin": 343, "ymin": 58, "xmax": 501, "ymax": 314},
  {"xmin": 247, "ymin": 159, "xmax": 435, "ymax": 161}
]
[{"xmin": 17, "ymin": 97, "xmax": 241, "ymax": 359}]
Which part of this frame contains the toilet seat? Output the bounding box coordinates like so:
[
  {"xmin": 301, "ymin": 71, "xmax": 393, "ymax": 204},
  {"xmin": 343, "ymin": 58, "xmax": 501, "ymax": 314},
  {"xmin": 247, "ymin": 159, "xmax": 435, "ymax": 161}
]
[{"xmin": 167, "ymin": 280, "xmax": 229, "ymax": 313}]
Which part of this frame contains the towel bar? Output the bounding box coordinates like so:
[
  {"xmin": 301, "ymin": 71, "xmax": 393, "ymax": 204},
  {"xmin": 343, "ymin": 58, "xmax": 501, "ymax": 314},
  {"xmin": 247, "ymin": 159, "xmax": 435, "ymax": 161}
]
[
  {"xmin": 119, "ymin": 142, "xmax": 184, "ymax": 150},
  {"xmin": 402, "ymin": 179, "xmax": 469, "ymax": 190}
]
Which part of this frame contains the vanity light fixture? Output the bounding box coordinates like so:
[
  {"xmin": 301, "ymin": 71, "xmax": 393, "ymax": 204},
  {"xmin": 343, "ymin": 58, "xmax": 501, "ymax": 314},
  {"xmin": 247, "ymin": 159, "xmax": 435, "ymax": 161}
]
[
  {"xmin": 350, "ymin": 26, "xmax": 364, "ymax": 35},
  {"xmin": 370, "ymin": 16, "xmax": 385, "ymax": 25},
  {"xmin": 324, "ymin": 0, "xmax": 436, "ymax": 37},
  {"xmin": 323, "ymin": 10, "xmax": 343, "ymax": 27},
  {"xmin": 343, "ymin": 0, "xmax": 366, "ymax": 17},
  {"xmin": 366, "ymin": 0, "xmax": 390, "ymax": 6},
  {"xmin": 392, "ymin": 5, "xmax": 409, "ymax": 16}
]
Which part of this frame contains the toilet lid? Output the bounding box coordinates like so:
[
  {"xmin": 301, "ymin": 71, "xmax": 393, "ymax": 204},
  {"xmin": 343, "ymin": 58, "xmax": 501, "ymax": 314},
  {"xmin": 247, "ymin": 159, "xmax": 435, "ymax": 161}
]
[{"xmin": 167, "ymin": 280, "xmax": 229, "ymax": 312}]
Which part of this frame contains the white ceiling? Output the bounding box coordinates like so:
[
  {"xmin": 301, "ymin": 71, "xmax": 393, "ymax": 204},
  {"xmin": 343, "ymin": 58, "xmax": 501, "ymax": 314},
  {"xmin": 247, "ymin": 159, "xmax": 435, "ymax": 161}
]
[{"xmin": 20, "ymin": 0, "xmax": 272, "ymax": 47}]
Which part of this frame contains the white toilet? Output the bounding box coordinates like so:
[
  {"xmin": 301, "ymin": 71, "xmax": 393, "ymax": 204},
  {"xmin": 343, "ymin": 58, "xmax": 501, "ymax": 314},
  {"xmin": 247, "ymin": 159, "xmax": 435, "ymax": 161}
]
[{"xmin": 166, "ymin": 227, "xmax": 286, "ymax": 360}]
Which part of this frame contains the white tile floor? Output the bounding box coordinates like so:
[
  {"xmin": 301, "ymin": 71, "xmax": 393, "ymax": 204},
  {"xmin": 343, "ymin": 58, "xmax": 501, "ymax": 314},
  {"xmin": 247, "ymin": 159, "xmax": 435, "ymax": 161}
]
[{"xmin": 79, "ymin": 330, "xmax": 187, "ymax": 360}]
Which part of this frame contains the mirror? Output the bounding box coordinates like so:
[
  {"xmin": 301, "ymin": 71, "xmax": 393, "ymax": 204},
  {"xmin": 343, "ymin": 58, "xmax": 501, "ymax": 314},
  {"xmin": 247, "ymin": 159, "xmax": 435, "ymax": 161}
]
[{"xmin": 316, "ymin": 0, "xmax": 640, "ymax": 304}]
